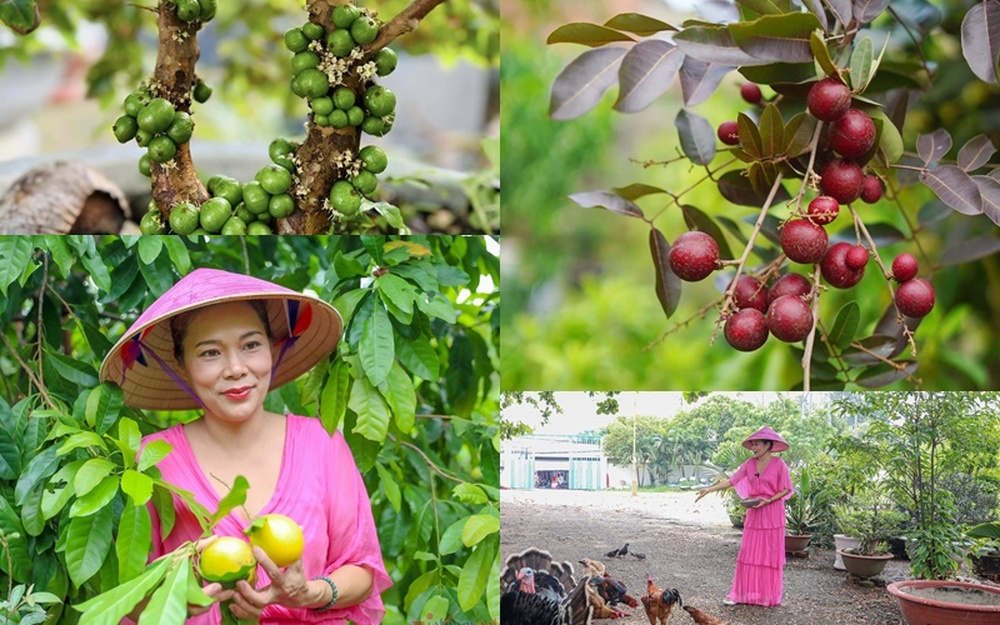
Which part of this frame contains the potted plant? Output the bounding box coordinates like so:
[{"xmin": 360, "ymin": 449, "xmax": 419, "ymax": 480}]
[
  {"xmin": 785, "ymin": 466, "xmax": 824, "ymax": 554},
  {"xmin": 724, "ymin": 489, "xmax": 747, "ymax": 529},
  {"xmin": 833, "ymin": 492, "xmax": 902, "ymax": 579},
  {"xmin": 967, "ymin": 521, "xmax": 1000, "ymax": 581}
]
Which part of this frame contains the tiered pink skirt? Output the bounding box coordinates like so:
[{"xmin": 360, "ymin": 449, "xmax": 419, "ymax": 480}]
[{"xmin": 727, "ymin": 504, "xmax": 785, "ymax": 606}]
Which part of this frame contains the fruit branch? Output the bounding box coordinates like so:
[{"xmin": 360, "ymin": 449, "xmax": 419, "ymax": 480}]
[
  {"xmin": 398, "ymin": 439, "xmax": 465, "ymax": 484},
  {"xmin": 789, "ymin": 120, "xmax": 826, "ymax": 212},
  {"xmin": 651, "ymin": 157, "xmax": 738, "ymax": 222},
  {"xmin": 366, "ymin": 0, "xmax": 448, "ymax": 53},
  {"xmin": 801, "ymin": 264, "xmax": 823, "ymax": 391}
]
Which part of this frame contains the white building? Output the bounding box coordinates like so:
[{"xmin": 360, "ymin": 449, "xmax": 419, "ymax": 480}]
[{"xmin": 501, "ymin": 434, "xmax": 651, "ymax": 490}]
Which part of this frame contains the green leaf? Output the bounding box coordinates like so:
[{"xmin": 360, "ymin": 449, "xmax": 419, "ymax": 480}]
[
  {"xmin": 360, "ymin": 303, "xmax": 394, "ymax": 387},
  {"xmin": 65, "ymin": 504, "xmax": 114, "ymax": 587},
  {"xmin": 57, "ymin": 430, "xmax": 107, "ymax": 456},
  {"xmin": 73, "ymin": 458, "xmax": 116, "ymax": 498},
  {"xmin": 829, "ymin": 301, "xmax": 861, "ymax": 350},
  {"xmin": 396, "ymin": 337, "xmax": 439, "ymax": 381},
  {"xmin": 0, "ymin": 0, "xmax": 41, "ymax": 34},
  {"xmin": 739, "ymin": 62, "xmax": 817, "ymax": 85},
  {"xmin": 86, "ymin": 383, "xmax": 124, "ymax": 436},
  {"xmin": 674, "ymin": 109, "xmax": 717, "ymax": 166},
  {"xmin": 137, "ymin": 237, "xmax": 163, "ymax": 266},
  {"xmin": 674, "ymin": 25, "xmax": 763, "ymax": 66},
  {"xmin": 70, "ymin": 474, "xmax": 118, "ymax": 517},
  {"xmin": 20, "ymin": 485, "xmax": 45, "ymax": 537},
  {"xmin": 810, "ymin": 31, "xmax": 838, "ymax": 78},
  {"xmin": 546, "ymin": 22, "xmax": 636, "ymax": 47},
  {"xmin": 208, "ymin": 475, "xmax": 249, "ymax": 529},
  {"xmin": 138, "ymin": 440, "xmax": 172, "ymax": 472},
  {"xmin": 349, "ymin": 377, "xmax": 392, "ymax": 442},
  {"xmin": 457, "ymin": 540, "xmax": 496, "ymax": 612},
  {"xmin": 783, "ymin": 112, "xmax": 817, "ymax": 157},
  {"xmin": 0, "ymin": 496, "xmax": 32, "ymax": 579},
  {"xmin": 855, "ymin": 360, "xmax": 918, "ymax": 388},
  {"xmin": 728, "ymin": 13, "xmax": 822, "ymax": 63},
  {"xmin": 453, "ymin": 483, "xmax": 489, "ymax": 505},
  {"xmin": 849, "ymin": 36, "xmax": 873, "ymax": 92},
  {"xmin": 151, "ymin": 485, "xmax": 177, "ymax": 541},
  {"xmin": 117, "ymin": 504, "xmax": 152, "ymax": 583},
  {"xmin": 121, "ymin": 469, "xmax": 154, "ymax": 505},
  {"xmin": 737, "ymin": 0, "xmax": 792, "ymax": 15},
  {"xmin": 611, "ymin": 183, "xmax": 668, "ymax": 201},
  {"xmin": 461, "ymin": 513, "xmax": 500, "ymax": 547},
  {"xmin": 319, "ymin": 360, "xmax": 350, "ymax": 433},
  {"xmin": 45, "ymin": 351, "xmax": 99, "ymax": 387},
  {"xmin": 440, "ymin": 518, "xmax": 465, "ymax": 555},
  {"xmin": 604, "ymin": 12, "xmax": 676, "ymax": 36},
  {"xmin": 138, "ymin": 558, "xmax": 190, "ymax": 625},
  {"xmin": 75, "ymin": 558, "xmax": 168, "ymax": 624},
  {"xmin": 77, "ymin": 246, "xmax": 113, "ymax": 294},
  {"xmin": 371, "ymin": 203, "xmax": 405, "ymax": 229},
  {"xmin": 378, "ymin": 361, "xmax": 416, "ymax": 434},
  {"xmin": 0, "ymin": 426, "xmax": 20, "ymax": 480},
  {"xmin": 758, "ymin": 103, "xmax": 784, "ymax": 157},
  {"xmin": 377, "ymin": 273, "xmax": 415, "ymax": 316},
  {"xmin": 420, "ymin": 595, "xmax": 450, "ymax": 623},
  {"xmin": 161, "ymin": 237, "xmax": 191, "ymax": 275},
  {"xmin": 15, "ymin": 445, "xmax": 59, "ymax": 505},
  {"xmin": 45, "ymin": 235, "xmax": 74, "ymax": 278},
  {"xmin": 374, "ymin": 464, "xmax": 401, "ymax": 512},
  {"xmin": 0, "ymin": 237, "xmax": 34, "ymax": 296},
  {"xmin": 737, "ymin": 112, "xmax": 763, "ymax": 159}
]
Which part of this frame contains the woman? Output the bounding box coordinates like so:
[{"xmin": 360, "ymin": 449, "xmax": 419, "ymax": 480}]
[
  {"xmin": 99, "ymin": 267, "xmax": 391, "ymax": 624},
  {"xmin": 694, "ymin": 427, "xmax": 793, "ymax": 607}
]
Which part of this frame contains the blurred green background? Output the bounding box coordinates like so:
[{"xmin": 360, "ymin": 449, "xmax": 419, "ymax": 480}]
[{"xmin": 501, "ymin": 0, "xmax": 1000, "ymax": 391}]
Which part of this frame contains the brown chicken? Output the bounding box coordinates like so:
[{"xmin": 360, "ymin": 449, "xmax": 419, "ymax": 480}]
[
  {"xmin": 683, "ymin": 605, "xmax": 729, "ymax": 625},
  {"xmin": 584, "ymin": 582, "xmax": 630, "ymax": 620},
  {"xmin": 640, "ymin": 577, "xmax": 681, "ymax": 625}
]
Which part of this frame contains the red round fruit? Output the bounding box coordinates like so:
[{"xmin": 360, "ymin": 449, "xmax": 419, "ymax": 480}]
[
  {"xmin": 820, "ymin": 159, "xmax": 865, "ymax": 204},
  {"xmin": 860, "ymin": 175, "xmax": 884, "ymax": 203},
  {"xmin": 828, "ymin": 109, "xmax": 876, "ymax": 159},
  {"xmin": 780, "ymin": 219, "xmax": 829, "ymax": 264},
  {"xmin": 807, "ymin": 78, "xmax": 852, "ymax": 122},
  {"xmin": 731, "ymin": 275, "xmax": 768, "ymax": 312},
  {"xmin": 807, "ymin": 195, "xmax": 840, "ymax": 225},
  {"xmin": 768, "ymin": 273, "xmax": 811, "ymax": 306},
  {"xmin": 821, "ymin": 241, "xmax": 866, "ymax": 288},
  {"xmin": 845, "ymin": 245, "xmax": 869, "ymax": 271},
  {"xmin": 668, "ymin": 231, "xmax": 720, "ymax": 282},
  {"xmin": 891, "ymin": 253, "xmax": 919, "ymax": 283},
  {"xmin": 895, "ymin": 277, "xmax": 935, "ymax": 317},
  {"xmin": 766, "ymin": 294, "xmax": 814, "ymax": 343},
  {"xmin": 718, "ymin": 120, "xmax": 739, "ymax": 146},
  {"xmin": 725, "ymin": 308, "xmax": 769, "ymax": 351},
  {"xmin": 740, "ymin": 83, "xmax": 763, "ymax": 105}
]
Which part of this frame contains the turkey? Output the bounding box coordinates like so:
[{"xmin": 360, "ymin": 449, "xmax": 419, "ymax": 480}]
[
  {"xmin": 683, "ymin": 604, "xmax": 729, "ymax": 625},
  {"xmin": 640, "ymin": 577, "xmax": 681, "ymax": 625},
  {"xmin": 500, "ymin": 547, "xmax": 593, "ymax": 625}
]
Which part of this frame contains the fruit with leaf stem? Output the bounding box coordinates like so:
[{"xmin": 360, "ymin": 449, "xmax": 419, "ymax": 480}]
[
  {"xmin": 731, "ymin": 275, "xmax": 768, "ymax": 312},
  {"xmin": 892, "ymin": 253, "xmax": 919, "ymax": 282},
  {"xmin": 828, "ymin": 109, "xmax": 876, "ymax": 158},
  {"xmin": 780, "ymin": 219, "xmax": 829, "ymax": 264},
  {"xmin": 895, "ymin": 278, "xmax": 935, "ymax": 317},
  {"xmin": 860, "ymin": 175, "xmax": 884, "ymax": 203},
  {"xmin": 807, "ymin": 195, "xmax": 840, "ymax": 225},
  {"xmin": 820, "ymin": 159, "xmax": 865, "ymax": 204},
  {"xmin": 717, "ymin": 120, "xmax": 739, "ymax": 145},
  {"xmin": 807, "ymin": 77, "xmax": 852, "ymax": 121}
]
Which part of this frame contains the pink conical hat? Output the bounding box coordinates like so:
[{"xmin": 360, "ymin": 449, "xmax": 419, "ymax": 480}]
[
  {"xmin": 742, "ymin": 426, "xmax": 789, "ymax": 452},
  {"xmin": 99, "ymin": 267, "xmax": 342, "ymax": 410}
]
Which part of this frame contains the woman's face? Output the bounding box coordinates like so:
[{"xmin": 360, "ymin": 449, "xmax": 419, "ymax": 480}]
[
  {"xmin": 749, "ymin": 440, "xmax": 771, "ymax": 457},
  {"xmin": 179, "ymin": 301, "xmax": 273, "ymax": 423}
]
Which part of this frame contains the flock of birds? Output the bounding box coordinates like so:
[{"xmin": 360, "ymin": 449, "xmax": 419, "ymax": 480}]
[{"xmin": 500, "ymin": 546, "xmax": 729, "ymax": 625}]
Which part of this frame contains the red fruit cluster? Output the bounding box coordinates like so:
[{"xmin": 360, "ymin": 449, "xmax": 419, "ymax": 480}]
[
  {"xmin": 723, "ymin": 272, "xmax": 815, "ymax": 351},
  {"xmin": 890, "ymin": 253, "xmax": 935, "ymax": 317}
]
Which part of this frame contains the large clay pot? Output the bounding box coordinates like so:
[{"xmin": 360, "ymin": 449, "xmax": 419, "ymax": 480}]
[
  {"xmin": 834, "ymin": 534, "xmax": 861, "ymax": 570},
  {"xmin": 785, "ymin": 534, "xmax": 811, "ymax": 553},
  {"xmin": 838, "ymin": 549, "xmax": 893, "ymax": 579},
  {"xmin": 887, "ymin": 580, "xmax": 1000, "ymax": 625}
]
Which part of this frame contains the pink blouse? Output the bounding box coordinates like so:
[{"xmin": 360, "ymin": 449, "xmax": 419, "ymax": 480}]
[
  {"xmin": 730, "ymin": 456, "xmax": 794, "ymax": 528},
  {"xmin": 139, "ymin": 414, "xmax": 391, "ymax": 624}
]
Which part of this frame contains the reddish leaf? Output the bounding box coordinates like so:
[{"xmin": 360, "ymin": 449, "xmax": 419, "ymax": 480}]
[
  {"xmin": 550, "ymin": 47, "xmax": 627, "ymax": 120},
  {"xmin": 856, "ymin": 361, "xmax": 918, "ymax": 388},
  {"xmin": 547, "ymin": 23, "xmax": 636, "ymax": 47},
  {"xmin": 679, "ymin": 57, "xmax": 734, "ymax": 107},
  {"xmin": 614, "ymin": 40, "xmax": 684, "ymax": 113},
  {"xmin": 717, "ymin": 169, "xmax": 791, "ymax": 207},
  {"xmin": 919, "ymin": 165, "xmax": 983, "ymax": 216},
  {"xmin": 568, "ymin": 190, "xmax": 645, "ymax": 218},
  {"xmin": 728, "ymin": 13, "xmax": 821, "ymax": 63},
  {"xmin": 961, "ymin": 0, "xmax": 1000, "ymax": 84},
  {"xmin": 681, "ymin": 205, "xmax": 735, "ymax": 260},
  {"xmin": 825, "ymin": 0, "xmax": 854, "ymax": 28},
  {"xmin": 958, "ymin": 134, "xmax": 998, "ymax": 172},
  {"xmin": 674, "ymin": 109, "xmax": 717, "ymax": 166},
  {"xmin": 940, "ymin": 233, "xmax": 1000, "ymax": 266},
  {"xmin": 916, "ymin": 128, "xmax": 953, "ymax": 165},
  {"xmin": 800, "ymin": 0, "xmax": 830, "ymax": 30},
  {"xmin": 674, "ymin": 25, "xmax": 764, "ymax": 66},
  {"xmin": 973, "ymin": 175, "xmax": 1000, "ymax": 226},
  {"xmin": 649, "ymin": 228, "xmax": 681, "ymax": 318},
  {"xmin": 842, "ymin": 335, "xmax": 899, "ymax": 366},
  {"xmin": 603, "ymin": 13, "xmax": 676, "ymax": 36},
  {"xmin": 852, "ymin": 0, "xmax": 892, "ymax": 24}
]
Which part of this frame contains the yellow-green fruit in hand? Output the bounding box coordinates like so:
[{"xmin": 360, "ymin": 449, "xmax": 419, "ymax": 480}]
[
  {"xmin": 246, "ymin": 514, "xmax": 304, "ymax": 568},
  {"xmin": 199, "ymin": 537, "xmax": 257, "ymax": 586}
]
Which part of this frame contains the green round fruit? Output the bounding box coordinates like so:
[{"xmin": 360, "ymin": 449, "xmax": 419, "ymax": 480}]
[
  {"xmin": 362, "ymin": 86, "xmax": 396, "ymax": 117},
  {"xmin": 329, "ymin": 180, "xmax": 362, "ymax": 215},
  {"xmin": 326, "ymin": 29, "xmax": 355, "ymax": 58},
  {"xmin": 291, "ymin": 51, "xmax": 321, "ymax": 75},
  {"xmin": 137, "ymin": 98, "xmax": 176, "ymax": 134},
  {"xmin": 292, "ymin": 68, "xmax": 329, "ymax": 100},
  {"xmin": 311, "ymin": 96, "xmax": 334, "ymax": 116},
  {"xmin": 168, "ymin": 202, "xmax": 199, "ymax": 235},
  {"xmin": 330, "ymin": 110, "xmax": 349, "ymax": 129},
  {"xmin": 139, "ymin": 208, "xmax": 166, "ymax": 235},
  {"xmin": 346, "ymin": 106, "xmax": 364, "ymax": 126},
  {"xmin": 209, "ymin": 175, "xmax": 243, "ymax": 206},
  {"xmin": 221, "ymin": 216, "xmax": 248, "ymax": 235},
  {"xmin": 235, "ymin": 205, "xmax": 255, "ymax": 224},
  {"xmin": 135, "ymin": 129, "xmax": 153, "ymax": 148},
  {"xmin": 374, "ymin": 48, "xmax": 398, "ymax": 76},
  {"xmin": 257, "ymin": 164, "xmax": 293, "ymax": 195},
  {"xmin": 193, "ymin": 80, "xmax": 213, "ymax": 103},
  {"xmin": 301, "ymin": 21, "xmax": 325, "ymax": 41},
  {"xmin": 247, "ymin": 221, "xmax": 273, "ymax": 235},
  {"xmin": 350, "ymin": 16, "xmax": 379, "ymax": 45},
  {"xmin": 166, "ymin": 111, "xmax": 195, "ymax": 145},
  {"xmin": 175, "ymin": 0, "xmax": 200, "ymax": 21},
  {"xmin": 199, "ymin": 197, "xmax": 232, "ymax": 233},
  {"xmin": 113, "ymin": 115, "xmax": 138, "ymax": 143},
  {"xmin": 361, "ymin": 116, "xmax": 388, "ymax": 136},
  {"xmin": 352, "ymin": 170, "xmax": 378, "ymax": 197},
  {"xmin": 359, "ymin": 145, "xmax": 387, "ymax": 173},
  {"xmin": 332, "ymin": 4, "xmax": 361, "ymax": 29},
  {"xmin": 138, "ymin": 153, "xmax": 151, "ymax": 177},
  {"xmin": 198, "ymin": 0, "xmax": 217, "ymax": 21},
  {"xmin": 243, "ymin": 182, "xmax": 271, "ymax": 214},
  {"xmin": 272, "ymin": 154, "xmax": 295, "ymax": 172},
  {"xmin": 269, "ymin": 138, "xmax": 295, "ymax": 162},
  {"xmin": 268, "ymin": 193, "xmax": 295, "ymax": 219},
  {"xmin": 332, "ymin": 87, "xmax": 355, "ymax": 111},
  {"xmin": 313, "ymin": 114, "xmax": 330, "ymax": 127},
  {"xmin": 284, "ymin": 27, "xmax": 310, "ymax": 53},
  {"xmin": 123, "ymin": 91, "xmax": 149, "ymax": 117},
  {"xmin": 148, "ymin": 136, "xmax": 178, "ymax": 163}
]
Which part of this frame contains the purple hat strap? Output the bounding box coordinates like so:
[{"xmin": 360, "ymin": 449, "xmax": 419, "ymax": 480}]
[{"xmin": 135, "ymin": 340, "xmax": 209, "ymax": 411}]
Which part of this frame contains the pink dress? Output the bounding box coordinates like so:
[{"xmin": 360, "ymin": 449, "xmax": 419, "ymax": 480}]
[
  {"xmin": 139, "ymin": 414, "xmax": 391, "ymax": 624},
  {"xmin": 727, "ymin": 456, "xmax": 793, "ymax": 606}
]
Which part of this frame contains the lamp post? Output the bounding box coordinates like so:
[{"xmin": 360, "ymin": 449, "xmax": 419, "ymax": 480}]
[{"xmin": 631, "ymin": 414, "xmax": 638, "ymax": 496}]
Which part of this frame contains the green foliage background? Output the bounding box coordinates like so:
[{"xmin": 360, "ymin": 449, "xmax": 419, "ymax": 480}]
[{"xmin": 0, "ymin": 235, "xmax": 499, "ymax": 623}]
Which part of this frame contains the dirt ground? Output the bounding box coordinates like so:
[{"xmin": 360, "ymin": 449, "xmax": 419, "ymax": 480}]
[{"xmin": 501, "ymin": 489, "xmax": 911, "ymax": 625}]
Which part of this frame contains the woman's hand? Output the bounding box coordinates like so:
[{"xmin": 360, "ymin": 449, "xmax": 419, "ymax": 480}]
[
  {"xmin": 753, "ymin": 498, "xmax": 769, "ymax": 509},
  {"xmin": 694, "ymin": 488, "xmax": 709, "ymax": 503},
  {"xmin": 188, "ymin": 582, "xmax": 229, "ymax": 617},
  {"xmin": 227, "ymin": 547, "xmax": 321, "ymax": 617}
]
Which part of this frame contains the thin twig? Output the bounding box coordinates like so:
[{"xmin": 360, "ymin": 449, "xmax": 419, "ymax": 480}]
[
  {"xmin": 0, "ymin": 332, "xmax": 53, "ymax": 410},
  {"xmin": 36, "ymin": 255, "xmax": 48, "ymax": 398},
  {"xmin": 649, "ymin": 157, "xmax": 739, "ymax": 222},
  {"xmin": 399, "ymin": 440, "xmax": 464, "ymax": 484},
  {"xmin": 801, "ymin": 264, "xmax": 823, "ymax": 391}
]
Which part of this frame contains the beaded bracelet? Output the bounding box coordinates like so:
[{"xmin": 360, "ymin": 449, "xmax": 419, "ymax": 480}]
[{"xmin": 312, "ymin": 576, "xmax": 339, "ymax": 612}]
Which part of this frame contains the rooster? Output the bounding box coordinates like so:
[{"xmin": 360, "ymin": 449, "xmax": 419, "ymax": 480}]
[
  {"xmin": 640, "ymin": 577, "xmax": 681, "ymax": 625},
  {"xmin": 683, "ymin": 605, "xmax": 729, "ymax": 625},
  {"xmin": 591, "ymin": 574, "xmax": 639, "ymax": 609},
  {"xmin": 575, "ymin": 558, "xmax": 632, "ymax": 619},
  {"xmin": 500, "ymin": 548, "xmax": 593, "ymax": 625}
]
